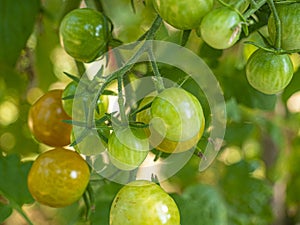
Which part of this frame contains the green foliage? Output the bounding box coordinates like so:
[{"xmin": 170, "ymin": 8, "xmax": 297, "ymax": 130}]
[
  {"xmin": 220, "ymin": 161, "xmax": 273, "ymax": 225},
  {"xmin": 0, "ymin": 154, "xmax": 33, "ymax": 205},
  {"xmin": 0, "ymin": 0, "xmax": 40, "ymax": 67},
  {"xmin": 172, "ymin": 184, "xmax": 228, "ymax": 225}
]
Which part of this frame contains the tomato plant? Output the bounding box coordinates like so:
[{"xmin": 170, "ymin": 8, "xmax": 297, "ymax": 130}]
[
  {"xmin": 28, "ymin": 89, "xmax": 72, "ymax": 147},
  {"xmin": 2, "ymin": 0, "xmax": 300, "ymax": 224},
  {"xmin": 59, "ymin": 8, "xmax": 110, "ymax": 62},
  {"xmin": 246, "ymin": 49, "xmax": 294, "ymax": 95},
  {"xmin": 198, "ymin": 7, "xmax": 242, "ymax": 49},
  {"xmin": 27, "ymin": 148, "xmax": 90, "ymax": 208},
  {"xmin": 110, "ymin": 180, "xmax": 180, "ymax": 225},
  {"xmin": 152, "ymin": 0, "xmax": 213, "ymax": 30}
]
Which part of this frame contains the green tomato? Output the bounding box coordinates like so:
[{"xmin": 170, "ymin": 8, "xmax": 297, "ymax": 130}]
[
  {"xmin": 152, "ymin": 0, "xmax": 213, "ymax": 30},
  {"xmin": 199, "ymin": 7, "xmax": 242, "ymax": 49},
  {"xmin": 246, "ymin": 49, "xmax": 294, "ymax": 95},
  {"xmin": 62, "ymin": 81, "xmax": 108, "ymax": 119},
  {"xmin": 110, "ymin": 180, "xmax": 180, "ymax": 225},
  {"xmin": 59, "ymin": 8, "xmax": 109, "ymax": 62},
  {"xmin": 268, "ymin": 3, "xmax": 300, "ymax": 50},
  {"xmin": 107, "ymin": 127, "xmax": 149, "ymax": 171},
  {"xmin": 150, "ymin": 87, "xmax": 204, "ymax": 142},
  {"xmin": 136, "ymin": 96, "xmax": 205, "ymax": 153}
]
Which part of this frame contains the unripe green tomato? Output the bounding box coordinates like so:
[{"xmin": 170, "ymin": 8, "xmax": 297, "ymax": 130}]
[
  {"xmin": 110, "ymin": 180, "xmax": 180, "ymax": 225},
  {"xmin": 199, "ymin": 7, "xmax": 242, "ymax": 49},
  {"xmin": 107, "ymin": 127, "xmax": 149, "ymax": 171},
  {"xmin": 246, "ymin": 49, "xmax": 294, "ymax": 95},
  {"xmin": 152, "ymin": 0, "xmax": 213, "ymax": 30},
  {"xmin": 268, "ymin": 3, "xmax": 300, "ymax": 50},
  {"xmin": 136, "ymin": 96, "xmax": 205, "ymax": 153},
  {"xmin": 59, "ymin": 8, "xmax": 109, "ymax": 63},
  {"xmin": 150, "ymin": 87, "xmax": 204, "ymax": 142}
]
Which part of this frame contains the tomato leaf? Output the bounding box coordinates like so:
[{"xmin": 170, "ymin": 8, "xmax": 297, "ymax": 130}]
[
  {"xmin": 0, "ymin": 154, "xmax": 34, "ymax": 206},
  {"xmin": 0, "ymin": 0, "xmax": 40, "ymax": 67}
]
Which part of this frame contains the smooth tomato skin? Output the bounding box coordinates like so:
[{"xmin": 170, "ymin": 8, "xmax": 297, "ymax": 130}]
[
  {"xmin": 110, "ymin": 180, "xmax": 180, "ymax": 225},
  {"xmin": 27, "ymin": 148, "xmax": 90, "ymax": 208},
  {"xmin": 199, "ymin": 7, "xmax": 242, "ymax": 49},
  {"xmin": 107, "ymin": 127, "xmax": 149, "ymax": 171},
  {"xmin": 153, "ymin": 0, "xmax": 213, "ymax": 30},
  {"xmin": 59, "ymin": 8, "xmax": 109, "ymax": 63},
  {"xmin": 136, "ymin": 96, "xmax": 205, "ymax": 153},
  {"xmin": 28, "ymin": 90, "xmax": 72, "ymax": 147},
  {"xmin": 246, "ymin": 49, "xmax": 294, "ymax": 95},
  {"xmin": 150, "ymin": 87, "xmax": 204, "ymax": 142},
  {"xmin": 268, "ymin": 3, "xmax": 300, "ymax": 50}
]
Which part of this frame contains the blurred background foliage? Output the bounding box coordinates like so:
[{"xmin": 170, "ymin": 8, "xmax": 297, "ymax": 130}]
[{"xmin": 1, "ymin": 0, "xmax": 300, "ymax": 224}]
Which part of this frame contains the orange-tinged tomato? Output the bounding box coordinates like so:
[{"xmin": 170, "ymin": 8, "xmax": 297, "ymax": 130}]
[
  {"xmin": 28, "ymin": 90, "xmax": 72, "ymax": 147},
  {"xmin": 27, "ymin": 148, "xmax": 90, "ymax": 208}
]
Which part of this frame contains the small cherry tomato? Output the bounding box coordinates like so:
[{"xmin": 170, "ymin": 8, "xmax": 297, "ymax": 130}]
[
  {"xmin": 28, "ymin": 90, "xmax": 72, "ymax": 147},
  {"xmin": 27, "ymin": 148, "xmax": 90, "ymax": 208}
]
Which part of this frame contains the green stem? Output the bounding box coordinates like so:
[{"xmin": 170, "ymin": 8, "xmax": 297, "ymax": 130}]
[
  {"xmin": 117, "ymin": 74, "xmax": 127, "ymax": 123},
  {"xmin": 86, "ymin": 16, "xmax": 162, "ymax": 127},
  {"xmin": 243, "ymin": 0, "xmax": 267, "ymax": 19},
  {"xmin": 267, "ymin": 0, "xmax": 281, "ymax": 50},
  {"xmin": 13, "ymin": 204, "xmax": 34, "ymax": 225},
  {"xmin": 145, "ymin": 16, "xmax": 163, "ymax": 40},
  {"xmin": 147, "ymin": 47, "xmax": 165, "ymax": 92},
  {"xmin": 75, "ymin": 60, "xmax": 86, "ymax": 77}
]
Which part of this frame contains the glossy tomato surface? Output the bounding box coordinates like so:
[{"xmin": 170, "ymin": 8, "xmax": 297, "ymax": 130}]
[
  {"xmin": 136, "ymin": 96, "xmax": 205, "ymax": 153},
  {"xmin": 59, "ymin": 8, "xmax": 109, "ymax": 62},
  {"xmin": 246, "ymin": 49, "xmax": 294, "ymax": 95},
  {"xmin": 27, "ymin": 148, "xmax": 90, "ymax": 208},
  {"xmin": 199, "ymin": 7, "xmax": 242, "ymax": 49},
  {"xmin": 150, "ymin": 87, "xmax": 204, "ymax": 142},
  {"xmin": 110, "ymin": 180, "xmax": 180, "ymax": 225},
  {"xmin": 153, "ymin": 0, "xmax": 213, "ymax": 30},
  {"xmin": 28, "ymin": 90, "xmax": 72, "ymax": 147}
]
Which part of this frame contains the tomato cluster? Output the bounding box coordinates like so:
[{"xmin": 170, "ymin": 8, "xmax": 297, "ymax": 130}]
[
  {"xmin": 150, "ymin": 0, "xmax": 299, "ymax": 95},
  {"xmin": 26, "ymin": 1, "xmax": 300, "ymax": 223},
  {"xmin": 27, "ymin": 89, "xmax": 91, "ymax": 208}
]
